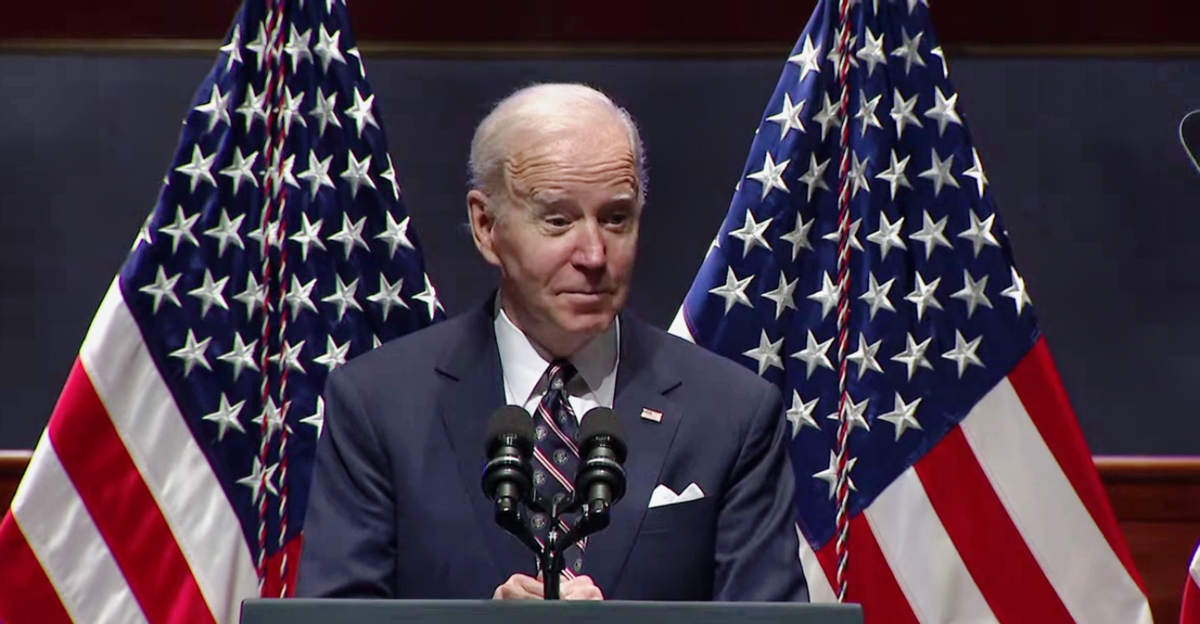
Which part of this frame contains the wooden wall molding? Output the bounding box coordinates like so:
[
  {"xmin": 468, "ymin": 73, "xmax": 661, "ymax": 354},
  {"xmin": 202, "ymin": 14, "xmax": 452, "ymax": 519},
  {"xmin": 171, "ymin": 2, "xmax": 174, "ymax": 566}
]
[
  {"xmin": 1, "ymin": 452, "xmax": 1197, "ymax": 619},
  {"xmin": 0, "ymin": 450, "xmax": 31, "ymax": 523},
  {"xmin": 1096, "ymin": 456, "xmax": 1200, "ymax": 622}
]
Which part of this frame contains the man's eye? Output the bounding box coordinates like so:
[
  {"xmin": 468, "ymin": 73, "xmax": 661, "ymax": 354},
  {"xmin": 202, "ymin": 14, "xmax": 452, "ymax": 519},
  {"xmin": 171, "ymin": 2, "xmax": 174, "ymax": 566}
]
[
  {"xmin": 606, "ymin": 213, "xmax": 628, "ymax": 225},
  {"xmin": 546, "ymin": 216, "xmax": 570, "ymax": 228}
]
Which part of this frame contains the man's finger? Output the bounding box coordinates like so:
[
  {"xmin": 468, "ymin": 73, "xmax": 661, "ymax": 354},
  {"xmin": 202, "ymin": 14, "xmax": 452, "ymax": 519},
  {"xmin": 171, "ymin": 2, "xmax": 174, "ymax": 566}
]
[
  {"xmin": 560, "ymin": 575, "xmax": 604, "ymax": 601},
  {"xmin": 493, "ymin": 574, "xmax": 545, "ymax": 600},
  {"xmin": 514, "ymin": 574, "xmax": 545, "ymax": 595}
]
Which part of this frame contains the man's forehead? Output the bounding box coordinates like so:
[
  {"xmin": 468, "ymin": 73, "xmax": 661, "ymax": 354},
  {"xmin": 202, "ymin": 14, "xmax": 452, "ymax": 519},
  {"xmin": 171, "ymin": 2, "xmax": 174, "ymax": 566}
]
[
  {"xmin": 507, "ymin": 143, "xmax": 638, "ymax": 193},
  {"xmin": 527, "ymin": 186, "xmax": 639, "ymax": 206},
  {"xmin": 509, "ymin": 125, "xmax": 630, "ymax": 158}
]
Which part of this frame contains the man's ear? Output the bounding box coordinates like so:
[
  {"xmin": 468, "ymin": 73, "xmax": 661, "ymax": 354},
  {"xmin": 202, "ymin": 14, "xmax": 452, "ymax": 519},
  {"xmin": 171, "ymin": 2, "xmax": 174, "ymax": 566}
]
[{"xmin": 467, "ymin": 189, "xmax": 501, "ymax": 266}]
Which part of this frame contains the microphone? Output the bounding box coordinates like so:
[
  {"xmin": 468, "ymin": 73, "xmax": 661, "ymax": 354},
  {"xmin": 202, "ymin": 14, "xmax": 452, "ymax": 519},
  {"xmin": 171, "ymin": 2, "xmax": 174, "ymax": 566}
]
[
  {"xmin": 481, "ymin": 406, "xmax": 536, "ymax": 515},
  {"xmin": 1182, "ymin": 110, "xmax": 1200, "ymax": 175},
  {"xmin": 574, "ymin": 407, "xmax": 628, "ymax": 517}
]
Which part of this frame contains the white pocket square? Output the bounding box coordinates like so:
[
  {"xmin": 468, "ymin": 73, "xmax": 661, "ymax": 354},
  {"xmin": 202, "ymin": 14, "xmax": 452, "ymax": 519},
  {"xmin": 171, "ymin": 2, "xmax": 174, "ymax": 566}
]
[{"xmin": 647, "ymin": 483, "xmax": 705, "ymax": 509}]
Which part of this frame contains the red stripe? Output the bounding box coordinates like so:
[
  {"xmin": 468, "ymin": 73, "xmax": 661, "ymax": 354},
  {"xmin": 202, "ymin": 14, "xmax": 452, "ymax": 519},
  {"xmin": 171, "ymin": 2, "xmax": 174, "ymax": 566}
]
[
  {"xmin": 915, "ymin": 425, "xmax": 1074, "ymax": 622},
  {"xmin": 261, "ymin": 534, "xmax": 305, "ymax": 598},
  {"xmin": 0, "ymin": 512, "xmax": 74, "ymax": 624},
  {"xmin": 1185, "ymin": 574, "xmax": 1200, "ymax": 624},
  {"xmin": 1007, "ymin": 339, "xmax": 1146, "ymax": 592},
  {"xmin": 537, "ymin": 403, "xmax": 579, "ymax": 455},
  {"xmin": 555, "ymin": 518, "xmax": 585, "ymax": 551},
  {"xmin": 533, "ymin": 448, "xmax": 573, "ymax": 491},
  {"xmin": 48, "ymin": 359, "xmax": 216, "ymax": 624},
  {"xmin": 814, "ymin": 516, "xmax": 920, "ymax": 624}
]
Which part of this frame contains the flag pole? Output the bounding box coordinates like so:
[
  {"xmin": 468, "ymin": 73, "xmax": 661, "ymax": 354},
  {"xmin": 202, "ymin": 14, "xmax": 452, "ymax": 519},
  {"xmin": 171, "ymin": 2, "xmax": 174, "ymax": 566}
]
[
  {"xmin": 253, "ymin": 0, "xmax": 292, "ymax": 596},
  {"xmin": 831, "ymin": 0, "xmax": 857, "ymax": 604}
]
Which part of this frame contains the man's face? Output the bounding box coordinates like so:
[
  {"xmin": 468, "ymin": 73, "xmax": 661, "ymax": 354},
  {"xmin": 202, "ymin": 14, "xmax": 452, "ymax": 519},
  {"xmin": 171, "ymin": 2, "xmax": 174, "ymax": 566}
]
[{"xmin": 469, "ymin": 118, "xmax": 641, "ymax": 356}]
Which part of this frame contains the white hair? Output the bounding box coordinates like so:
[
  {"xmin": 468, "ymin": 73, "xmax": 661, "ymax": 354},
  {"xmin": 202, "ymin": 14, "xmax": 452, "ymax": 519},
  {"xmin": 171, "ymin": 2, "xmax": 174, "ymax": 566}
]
[{"xmin": 468, "ymin": 83, "xmax": 647, "ymax": 215}]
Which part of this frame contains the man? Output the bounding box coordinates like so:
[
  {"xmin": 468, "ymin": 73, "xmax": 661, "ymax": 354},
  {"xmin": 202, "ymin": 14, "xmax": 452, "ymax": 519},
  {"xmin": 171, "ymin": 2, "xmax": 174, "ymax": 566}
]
[{"xmin": 296, "ymin": 83, "xmax": 807, "ymax": 601}]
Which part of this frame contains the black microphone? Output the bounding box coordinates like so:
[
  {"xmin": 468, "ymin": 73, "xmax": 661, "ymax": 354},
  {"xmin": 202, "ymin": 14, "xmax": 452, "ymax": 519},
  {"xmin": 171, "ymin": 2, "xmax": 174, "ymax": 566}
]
[
  {"xmin": 481, "ymin": 406, "xmax": 536, "ymax": 515},
  {"xmin": 574, "ymin": 407, "xmax": 628, "ymax": 517},
  {"xmin": 1182, "ymin": 110, "xmax": 1200, "ymax": 175}
]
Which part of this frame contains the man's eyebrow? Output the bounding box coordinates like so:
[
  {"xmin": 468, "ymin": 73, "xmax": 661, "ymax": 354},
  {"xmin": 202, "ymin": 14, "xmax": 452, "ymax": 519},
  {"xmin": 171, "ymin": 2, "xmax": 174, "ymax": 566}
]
[
  {"xmin": 604, "ymin": 192, "xmax": 638, "ymax": 205},
  {"xmin": 528, "ymin": 191, "xmax": 581, "ymax": 206},
  {"xmin": 526, "ymin": 195, "xmax": 578, "ymax": 215}
]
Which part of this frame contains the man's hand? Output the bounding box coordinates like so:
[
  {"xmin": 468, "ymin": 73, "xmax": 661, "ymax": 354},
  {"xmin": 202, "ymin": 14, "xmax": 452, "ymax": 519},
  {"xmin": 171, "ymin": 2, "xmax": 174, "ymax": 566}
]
[
  {"xmin": 491, "ymin": 573, "xmax": 605, "ymax": 600},
  {"xmin": 492, "ymin": 574, "xmax": 544, "ymax": 600},
  {"xmin": 559, "ymin": 575, "xmax": 604, "ymax": 600}
]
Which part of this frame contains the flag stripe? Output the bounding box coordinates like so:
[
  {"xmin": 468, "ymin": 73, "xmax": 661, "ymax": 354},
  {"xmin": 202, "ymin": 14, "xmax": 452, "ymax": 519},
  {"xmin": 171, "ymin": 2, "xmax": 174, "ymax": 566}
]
[
  {"xmin": 1184, "ymin": 544, "xmax": 1200, "ymax": 624},
  {"xmin": 797, "ymin": 526, "xmax": 837, "ymax": 602},
  {"xmin": 864, "ymin": 469, "xmax": 996, "ymax": 624},
  {"xmin": 814, "ymin": 516, "xmax": 921, "ymax": 624},
  {"xmin": 667, "ymin": 307, "xmax": 696, "ymax": 344},
  {"xmin": 0, "ymin": 513, "xmax": 73, "ymax": 624},
  {"xmin": 10, "ymin": 433, "xmax": 148, "ymax": 624},
  {"xmin": 961, "ymin": 375, "xmax": 1153, "ymax": 624},
  {"xmin": 48, "ymin": 359, "xmax": 216, "ymax": 624},
  {"xmin": 1192, "ymin": 542, "xmax": 1200, "ymax": 587},
  {"xmin": 1006, "ymin": 338, "xmax": 1145, "ymax": 591},
  {"xmin": 259, "ymin": 536, "xmax": 305, "ymax": 599},
  {"xmin": 915, "ymin": 425, "xmax": 1073, "ymax": 622},
  {"xmin": 89, "ymin": 280, "xmax": 258, "ymax": 623}
]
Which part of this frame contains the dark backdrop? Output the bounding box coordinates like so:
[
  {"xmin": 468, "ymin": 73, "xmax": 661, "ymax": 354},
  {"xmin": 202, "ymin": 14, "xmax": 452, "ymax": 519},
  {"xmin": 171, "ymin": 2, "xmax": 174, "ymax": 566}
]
[
  {"xmin": 1, "ymin": 52, "xmax": 1199, "ymax": 455},
  {"xmin": 5, "ymin": 0, "xmax": 1198, "ymax": 44}
]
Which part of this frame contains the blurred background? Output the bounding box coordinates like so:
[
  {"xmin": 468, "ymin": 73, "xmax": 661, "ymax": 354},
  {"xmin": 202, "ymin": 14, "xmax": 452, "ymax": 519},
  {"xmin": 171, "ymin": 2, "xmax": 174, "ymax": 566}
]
[{"xmin": 2, "ymin": 0, "xmax": 1200, "ymax": 456}]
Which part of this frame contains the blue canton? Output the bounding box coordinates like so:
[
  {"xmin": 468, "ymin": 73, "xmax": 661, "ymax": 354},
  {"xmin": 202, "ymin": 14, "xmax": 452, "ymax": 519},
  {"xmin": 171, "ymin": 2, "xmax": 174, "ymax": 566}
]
[
  {"xmin": 676, "ymin": 0, "xmax": 1040, "ymax": 550},
  {"xmin": 119, "ymin": 0, "xmax": 443, "ymax": 564}
]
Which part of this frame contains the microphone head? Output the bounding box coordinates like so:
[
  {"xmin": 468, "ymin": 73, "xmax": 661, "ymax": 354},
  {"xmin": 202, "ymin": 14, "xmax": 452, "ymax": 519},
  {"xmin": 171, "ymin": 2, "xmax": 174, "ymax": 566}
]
[
  {"xmin": 482, "ymin": 405, "xmax": 535, "ymax": 503},
  {"xmin": 486, "ymin": 405, "xmax": 535, "ymax": 455},
  {"xmin": 575, "ymin": 407, "xmax": 627, "ymax": 506},
  {"xmin": 1183, "ymin": 110, "xmax": 1200, "ymax": 175},
  {"xmin": 578, "ymin": 407, "xmax": 627, "ymax": 462}
]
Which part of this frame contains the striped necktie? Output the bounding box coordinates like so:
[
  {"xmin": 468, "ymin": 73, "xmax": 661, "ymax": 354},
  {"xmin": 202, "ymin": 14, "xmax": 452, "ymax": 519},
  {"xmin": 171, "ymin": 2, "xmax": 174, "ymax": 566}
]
[{"xmin": 530, "ymin": 360, "xmax": 585, "ymax": 578}]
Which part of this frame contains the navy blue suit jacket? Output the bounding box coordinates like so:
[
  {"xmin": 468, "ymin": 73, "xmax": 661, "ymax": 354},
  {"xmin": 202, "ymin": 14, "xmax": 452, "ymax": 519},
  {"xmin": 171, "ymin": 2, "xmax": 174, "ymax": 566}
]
[{"xmin": 296, "ymin": 298, "xmax": 808, "ymax": 601}]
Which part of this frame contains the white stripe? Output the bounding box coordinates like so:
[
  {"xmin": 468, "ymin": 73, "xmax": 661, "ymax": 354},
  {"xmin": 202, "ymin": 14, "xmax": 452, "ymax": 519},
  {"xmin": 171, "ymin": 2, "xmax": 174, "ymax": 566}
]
[
  {"xmin": 12, "ymin": 432, "xmax": 149, "ymax": 624},
  {"xmin": 667, "ymin": 307, "xmax": 695, "ymax": 343},
  {"xmin": 533, "ymin": 448, "xmax": 574, "ymax": 491},
  {"xmin": 796, "ymin": 527, "xmax": 837, "ymax": 602},
  {"xmin": 864, "ymin": 468, "xmax": 998, "ymax": 624},
  {"xmin": 537, "ymin": 404, "xmax": 579, "ymax": 454},
  {"xmin": 1191, "ymin": 541, "xmax": 1200, "ymax": 586},
  {"xmin": 80, "ymin": 279, "xmax": 258, "ymax": 624},
  {"xmin": 960, "ymin": 378, "xmax": 1153, "ymax": 624}
]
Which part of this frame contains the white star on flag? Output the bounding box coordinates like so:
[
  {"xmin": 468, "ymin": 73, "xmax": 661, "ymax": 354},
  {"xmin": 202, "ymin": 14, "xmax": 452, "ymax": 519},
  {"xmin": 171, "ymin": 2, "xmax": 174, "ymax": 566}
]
[{"xmin": 746, "ymin": 152, "xmax": 791, "ymax": 200}]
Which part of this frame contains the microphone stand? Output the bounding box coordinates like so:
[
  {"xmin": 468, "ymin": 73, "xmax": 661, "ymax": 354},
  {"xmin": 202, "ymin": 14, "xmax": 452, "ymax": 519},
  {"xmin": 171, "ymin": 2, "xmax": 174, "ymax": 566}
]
[{"xmin": 493, "ymin": 491, "xmax": 612, "ymax": 599}]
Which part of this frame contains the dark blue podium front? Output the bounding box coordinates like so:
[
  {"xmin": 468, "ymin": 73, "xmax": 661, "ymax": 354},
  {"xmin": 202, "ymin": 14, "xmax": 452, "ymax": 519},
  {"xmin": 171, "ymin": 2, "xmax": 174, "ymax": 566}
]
[{"xmin": 240, "ymin": 599, "xmax": 864, "ymax": 624}]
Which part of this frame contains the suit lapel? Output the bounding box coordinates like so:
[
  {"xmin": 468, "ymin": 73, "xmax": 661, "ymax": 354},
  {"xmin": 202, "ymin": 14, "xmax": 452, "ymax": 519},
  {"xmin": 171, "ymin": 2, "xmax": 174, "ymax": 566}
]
[
  {"xmin": 585, "ymin": 315, "xmax": 682, "ymax": 592},
  {"xmin": 435, "ymin": 298, "xmax": 536, "ymax": 576}
]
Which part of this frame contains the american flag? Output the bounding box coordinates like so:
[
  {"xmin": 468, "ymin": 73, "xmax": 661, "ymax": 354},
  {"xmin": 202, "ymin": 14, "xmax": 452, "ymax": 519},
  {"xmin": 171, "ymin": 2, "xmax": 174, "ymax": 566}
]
[
  {"xmin": 1185, "ymin": 541, "xmax": 1200, "ymax": 623},
  {"xmin": 669, "ymin": 1, "xmax": 1152, "ymax": 622},
  {"xmin": 0, "ymin": 1, "xmax": 442, "ymax": 622}
]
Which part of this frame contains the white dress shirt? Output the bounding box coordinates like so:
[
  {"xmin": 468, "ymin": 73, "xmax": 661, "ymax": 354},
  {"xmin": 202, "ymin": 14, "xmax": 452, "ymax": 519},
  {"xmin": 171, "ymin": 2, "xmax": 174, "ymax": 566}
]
[{"xmin": 493, "ymin": 305, "xmax": 620, "ymax": 423}]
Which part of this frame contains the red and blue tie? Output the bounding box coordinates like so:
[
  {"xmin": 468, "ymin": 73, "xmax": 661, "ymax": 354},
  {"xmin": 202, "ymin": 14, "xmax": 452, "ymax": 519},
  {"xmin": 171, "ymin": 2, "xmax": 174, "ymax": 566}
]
[{"xmin": 530, "ymin": 360, "xmax": 585, "ymax": 578}]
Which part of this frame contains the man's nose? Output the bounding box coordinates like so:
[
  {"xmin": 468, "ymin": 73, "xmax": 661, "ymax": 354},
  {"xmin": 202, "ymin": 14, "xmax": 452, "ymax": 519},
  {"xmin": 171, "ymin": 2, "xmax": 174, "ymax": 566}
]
[{"xmin": 572, "ymin": 222, "xmax": 607, "ymax": 270}]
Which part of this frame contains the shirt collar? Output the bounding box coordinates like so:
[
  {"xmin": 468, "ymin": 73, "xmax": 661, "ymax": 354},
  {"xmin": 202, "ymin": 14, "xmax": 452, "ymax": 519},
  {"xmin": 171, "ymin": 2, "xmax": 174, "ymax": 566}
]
[{"xmin": 493, "ymin": 300, "xmax": 620, "ymax": 407}]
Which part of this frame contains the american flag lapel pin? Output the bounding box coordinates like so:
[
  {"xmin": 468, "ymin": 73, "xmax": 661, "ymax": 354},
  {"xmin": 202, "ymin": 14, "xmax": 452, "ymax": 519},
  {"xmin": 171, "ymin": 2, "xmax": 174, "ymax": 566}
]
[{"xmin": 640, "ymin": 407, "xmax": 663, "ymax": 423}]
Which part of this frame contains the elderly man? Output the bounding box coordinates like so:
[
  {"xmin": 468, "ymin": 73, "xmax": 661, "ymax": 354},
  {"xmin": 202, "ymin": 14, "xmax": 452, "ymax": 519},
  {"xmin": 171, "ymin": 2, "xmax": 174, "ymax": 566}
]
[{"xmin": 296, "ymin": 83, "xmax": 807, "ymax": 601}]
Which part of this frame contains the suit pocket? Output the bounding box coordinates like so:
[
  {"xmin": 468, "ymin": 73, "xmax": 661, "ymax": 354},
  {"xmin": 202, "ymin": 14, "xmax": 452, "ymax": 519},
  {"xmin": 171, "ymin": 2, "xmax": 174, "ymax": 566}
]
[{"xmin": 639, "ymin": 498, "xmax": 714, "ymax": 534}]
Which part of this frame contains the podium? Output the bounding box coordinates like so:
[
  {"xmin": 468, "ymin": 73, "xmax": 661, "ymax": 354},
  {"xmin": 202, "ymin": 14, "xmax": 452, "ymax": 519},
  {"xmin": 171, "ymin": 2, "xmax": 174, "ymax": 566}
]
[{"xmin": 240, "ymin": 599, "xmax": 863, "ymax": 624}]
